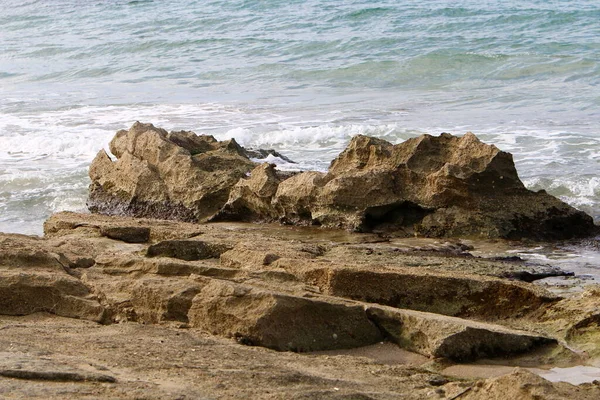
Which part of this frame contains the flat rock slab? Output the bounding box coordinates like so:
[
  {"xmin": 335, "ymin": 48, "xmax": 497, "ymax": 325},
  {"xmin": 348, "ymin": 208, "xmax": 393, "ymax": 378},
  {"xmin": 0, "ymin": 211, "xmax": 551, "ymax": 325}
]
[
  {"xmin": 137, "ymin": 258, "xmax": 239, "ymax": 278},
  {"xmin": 146, "ymin": 239, "xmax": 231, "ymax": 260},
  {"xmin": 188, "ymin": 277, "xmax": 384, "ymax": 352},
  {"xmin": 366, "ymin": 305, "xmax": 557, "ymax": 362},
  {"xmin": 295, "ymin": 263, "xmax": 558, "ymax": 320},
  {"xmin": 0, "ymin": 352, "xmax": 115, "ymax": 383},
  {"xmin": 323, "ymin": 242, "xmax": 576, "ymax": 283},
  {"xmin": 44, "ymin": 211, "xmax": 204, "ymax": 242}
]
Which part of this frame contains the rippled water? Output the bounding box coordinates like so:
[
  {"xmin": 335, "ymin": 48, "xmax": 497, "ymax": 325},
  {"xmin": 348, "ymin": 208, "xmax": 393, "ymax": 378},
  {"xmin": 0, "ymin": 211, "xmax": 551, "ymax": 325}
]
[{"xmin": 1, "ymin": 0, "xmax": 599, "ymax": 236}]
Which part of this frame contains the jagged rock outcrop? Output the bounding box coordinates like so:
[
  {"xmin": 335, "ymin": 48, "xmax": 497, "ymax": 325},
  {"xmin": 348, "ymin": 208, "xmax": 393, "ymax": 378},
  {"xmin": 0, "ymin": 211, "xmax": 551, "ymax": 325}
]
[
  {"xmin": 218, "ymin": 133, "xmax": 595, "ymax": 240},
  {"xmin": 87, "ymin": 122, "xmax": 256, "ymax": 221},
  {"xmin": 88, "ymin": 124, "xmax": 594, "ymax": 239}
]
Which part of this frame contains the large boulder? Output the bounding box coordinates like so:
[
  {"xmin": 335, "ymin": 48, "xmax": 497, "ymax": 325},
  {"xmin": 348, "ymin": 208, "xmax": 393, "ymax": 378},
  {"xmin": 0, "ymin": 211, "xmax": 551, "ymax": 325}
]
[
  {"xmin": 217, "ymin": 133, "xmax": 595, "ymax": 240},
  {"xmin": 87, "ymin": 122, "xmax": 256, "ymax": 221}
]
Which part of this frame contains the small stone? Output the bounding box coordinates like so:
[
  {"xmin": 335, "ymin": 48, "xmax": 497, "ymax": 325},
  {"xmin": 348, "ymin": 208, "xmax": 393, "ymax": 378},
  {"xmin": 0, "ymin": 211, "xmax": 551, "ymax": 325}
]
[{"xmin": 427, "ymin": 376, "xmax": 449, "ymax": 386}]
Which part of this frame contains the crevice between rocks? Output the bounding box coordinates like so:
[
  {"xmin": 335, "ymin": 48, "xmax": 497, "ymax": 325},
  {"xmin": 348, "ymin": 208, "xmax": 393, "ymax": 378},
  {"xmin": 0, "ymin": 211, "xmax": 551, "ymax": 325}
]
[
  {"xmin": 0, "ymin": 369, "xmax": 116, "ymax": 383},
  {"xmin": 358, "ymin": 201, "xmax": 433, "ymax": 234}
]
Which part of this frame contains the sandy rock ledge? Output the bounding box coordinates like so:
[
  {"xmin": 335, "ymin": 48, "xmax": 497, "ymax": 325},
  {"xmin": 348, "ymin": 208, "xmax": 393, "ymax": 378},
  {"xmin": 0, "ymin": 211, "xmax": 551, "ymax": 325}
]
[{"xmin": 1, "ymin": 211, "xmax": 600, "ymax": 398}]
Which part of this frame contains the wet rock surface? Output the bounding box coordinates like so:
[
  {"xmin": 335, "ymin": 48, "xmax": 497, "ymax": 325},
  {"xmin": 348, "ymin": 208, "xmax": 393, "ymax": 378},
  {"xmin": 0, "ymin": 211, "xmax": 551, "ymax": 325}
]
[{"xmin": 1, "ymin": 212, "xmax": 600, "ymax": 398}]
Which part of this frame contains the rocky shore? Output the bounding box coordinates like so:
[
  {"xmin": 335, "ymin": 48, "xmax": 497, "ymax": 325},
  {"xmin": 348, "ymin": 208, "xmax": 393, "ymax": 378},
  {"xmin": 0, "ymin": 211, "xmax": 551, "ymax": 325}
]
[
  {"xmin": 88, "ymin": 122, "xmax": 595, "ymax": 240},
  {"xmin": 2, "ymin": 123, "xmax": 600, "ymax": 399}
]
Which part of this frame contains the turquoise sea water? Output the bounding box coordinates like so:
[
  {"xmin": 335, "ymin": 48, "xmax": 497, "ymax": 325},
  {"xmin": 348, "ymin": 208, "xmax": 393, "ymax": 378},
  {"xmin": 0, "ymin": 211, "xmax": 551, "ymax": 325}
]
[{"xmin": 1, "ymin": 0, "xmax": 599, "ymax": 235}]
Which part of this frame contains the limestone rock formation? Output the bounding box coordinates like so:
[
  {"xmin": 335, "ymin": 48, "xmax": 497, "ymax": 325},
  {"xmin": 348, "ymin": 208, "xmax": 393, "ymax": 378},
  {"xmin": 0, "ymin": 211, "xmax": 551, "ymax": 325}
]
[
  {"xmin": 38, "ymin": 212, "xmax": 588, "ymax": 359},
  {"xmin": 218, "ymin": 133, "xmax": 595, "ymax": 240},
  {"xmin": 89, "ymin": 124, "xmax": 594, "ymax": 240},
  {"xmin": 87, "ymin": 122, "xmax": 256, "ymax": 221}
]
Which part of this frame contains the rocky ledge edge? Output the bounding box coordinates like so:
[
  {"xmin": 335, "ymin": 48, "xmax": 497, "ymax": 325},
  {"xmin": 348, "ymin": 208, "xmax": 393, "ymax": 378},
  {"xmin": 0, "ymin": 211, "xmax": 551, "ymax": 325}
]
[{"xmin": 1, "ymin": 210, "xmax": 600, "ymax": 398}]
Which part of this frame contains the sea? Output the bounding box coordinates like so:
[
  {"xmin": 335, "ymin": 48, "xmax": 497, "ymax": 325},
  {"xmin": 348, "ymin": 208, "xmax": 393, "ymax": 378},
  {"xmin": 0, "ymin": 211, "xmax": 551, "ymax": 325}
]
[{"xmin": 1, "ymin": 0, "xmax": 599, "ymax": 273}]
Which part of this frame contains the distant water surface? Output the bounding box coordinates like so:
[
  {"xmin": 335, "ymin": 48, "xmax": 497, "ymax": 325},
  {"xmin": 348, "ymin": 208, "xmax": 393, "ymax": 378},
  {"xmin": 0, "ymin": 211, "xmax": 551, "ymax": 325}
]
[{"xmin": 1, "ymin": 0, "xmax": 599, "ymax": 239}]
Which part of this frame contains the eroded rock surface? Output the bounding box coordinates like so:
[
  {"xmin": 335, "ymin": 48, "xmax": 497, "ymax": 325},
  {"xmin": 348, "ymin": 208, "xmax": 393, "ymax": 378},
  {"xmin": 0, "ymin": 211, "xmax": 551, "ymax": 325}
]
[
  {"xmin": 217, "ymin": 133, "xmax": 595, "ymax": 240},
  {"xmin": 188, "ymin": 277, "xmax": 384, "ymax": 352},
  {"xmin": 33, "ymin": 212, "xmax": 595, "ymax": 358},
  {"xmin": 88, "ymin": 122, "xmax": 256, "ymax": 221},
  {"xmin": 3, "ymin": 212, "xmax": 600, "ymax": 398},
  {"xmin": 87, "ymin": 123, "xmax": 595, "ymax": 240},
  {"xmin": 0, "ymin": 234, "xmax": 106, "ymax": 322},
  {"xmin": 366, "ymin": 306, "xmax": 556, "ymax": 361}
]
